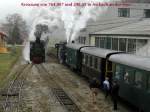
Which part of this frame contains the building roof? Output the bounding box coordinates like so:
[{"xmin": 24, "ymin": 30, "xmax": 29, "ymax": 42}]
[
  {"xmin": 109, "ymin": 53, "xmax": 150, "ymax": 72},
  {"xmin": 0, "ymin": 32, "xmax": 7, "ymax": 39},
  {"xmin": 79, "ymin": 3, "xmax": 150, "ymax": 38},
  {"xmin": 87, "ymin": 17, "xmax": 141, "ymax": 34},
  {"xmin": 91, "ymin": 19, "xmax": 150, "ymax": 37}
]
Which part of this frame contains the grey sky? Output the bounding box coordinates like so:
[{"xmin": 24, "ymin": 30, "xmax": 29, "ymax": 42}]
[{"xmin": 0, "ymin": 0, "xmax": 40, "ymax": 23}]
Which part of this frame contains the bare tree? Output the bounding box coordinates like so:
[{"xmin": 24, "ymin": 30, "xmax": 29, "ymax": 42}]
[{"xmin": 2, "ymin": 13, "xmax": 28, "ymax": 44}]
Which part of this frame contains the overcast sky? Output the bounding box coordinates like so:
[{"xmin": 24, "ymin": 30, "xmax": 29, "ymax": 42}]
[{"xmin": 0, "ymin": 0, "xmax": 41, "ymax": 23}]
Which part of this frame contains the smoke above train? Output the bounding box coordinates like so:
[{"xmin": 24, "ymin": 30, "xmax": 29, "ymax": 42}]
[{"xmin": 23, "ymin": 0, "xmax": 121, "ymax": 62}]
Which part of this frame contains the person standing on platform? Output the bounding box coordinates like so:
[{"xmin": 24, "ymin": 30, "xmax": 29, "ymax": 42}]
[
  {"xmin": 89, "ymin": 77, "xmax": 99, "ymax": 104},
  {"xmin": 103, "ymin": 77, "xmax": 110, "ymax": 98},
  {"xmin": 111, "ymin": 80, "xmax": 120, "ymax": 111}
]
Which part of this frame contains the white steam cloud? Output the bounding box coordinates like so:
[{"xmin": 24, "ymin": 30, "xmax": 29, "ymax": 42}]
[
  {"xmin": 23, "ymin": 0, "xmax": 121, "ymax": 61},
  {"xmin": 136, "ymin": 40, "xmax": 150, "ymax": 57}
]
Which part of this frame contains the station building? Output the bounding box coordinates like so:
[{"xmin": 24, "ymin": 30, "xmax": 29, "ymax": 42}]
[
  {"xmin": 0, "ymin": 32, "xmax": 8, "ymax": 53},
  {"xmin": 77, "ymin": 2, "xmax": 150, "ymax": 57}
]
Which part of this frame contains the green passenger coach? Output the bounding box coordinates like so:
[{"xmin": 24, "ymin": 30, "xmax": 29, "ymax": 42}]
[
  {"xmin": 109, "ymin": 54, "xmax": 150, "ymax": 112},
  {"xmin": 62, "ymin": 43, "xmax": 150, "ymax": 111},
  {"xmin": 66, "ymin": 44, "xmax": 86, "ymax": 70}
]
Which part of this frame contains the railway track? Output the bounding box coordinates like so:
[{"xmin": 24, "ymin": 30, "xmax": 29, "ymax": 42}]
[
  {"xmin": 1, "ymin": 64, "xmax": 33, "ymax": 112},
  {"xmin": 36, "ymin": 64, "xmax": 81, "ymax": 112}
]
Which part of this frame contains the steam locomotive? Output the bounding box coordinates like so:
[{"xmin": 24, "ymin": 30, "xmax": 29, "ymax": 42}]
[
  {"xmin": 57, "ymin": 43, "xmax": 150, "ymax": 112},
  {"xmin": 30, "ymin": 24, "xmax": 48, "ymax": 64}
]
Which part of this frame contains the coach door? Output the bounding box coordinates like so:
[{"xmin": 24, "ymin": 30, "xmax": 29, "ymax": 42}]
[{"xmin": 105, "ymin": 60, "xmax": 113, "ymax": 85}]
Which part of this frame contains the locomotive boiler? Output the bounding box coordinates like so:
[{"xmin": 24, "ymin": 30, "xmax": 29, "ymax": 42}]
[{"xmin": 30, "ymin": 24, "xmax": 48, "ymax": 64}]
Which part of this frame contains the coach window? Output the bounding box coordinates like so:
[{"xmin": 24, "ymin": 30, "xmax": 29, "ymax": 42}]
[
  {"xmin": 115, "ymin": 64, "xmax": 124, "ymax": 80},
  {"xmin": 124, "ymin": 67, "xmax": 135, "ymax": 84},
  {"xmin": 94, "ymin": 57, "xmax": 98, "ymax": 69},
  {"xmin": 134, "ymin": 70, "xmax": 143, "ymax": 88},
  {"xmin": 85, "ymin": 55, "xmax": 88, "ymax": 65},
  {"xmin": 89, "ymin": 56, "xmax": 93, "ymax": 67}
]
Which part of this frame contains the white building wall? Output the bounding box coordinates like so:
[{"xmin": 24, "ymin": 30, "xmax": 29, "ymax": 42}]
[{"xmin": 130, "ymin": 8, "xmax": 144, "ymax": 18}]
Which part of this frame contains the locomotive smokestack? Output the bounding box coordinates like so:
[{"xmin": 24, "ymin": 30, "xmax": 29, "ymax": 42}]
[{"xmin": 34, "ymin": 31, "xmax": 41, "ymax": 43}]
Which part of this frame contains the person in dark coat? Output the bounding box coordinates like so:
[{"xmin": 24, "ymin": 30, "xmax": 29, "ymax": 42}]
[
  {"xmin": 111, "ymin": 80, "xmax": 120, "ymax": 110},
  {"xmin": 89, "ymin": 77, "xmax": 99, "ymax": 104}
]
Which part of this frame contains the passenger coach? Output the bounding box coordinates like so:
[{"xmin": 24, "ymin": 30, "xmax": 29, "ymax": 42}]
[
  {"xmin": 109, "ymin": 54, "xmax": 150, "ymax": 112},
  {"xmin": 80, "ymin": 47, "xmax": 117, "ymax": 86},
  {"xmin": 63, "ymin": 43, "xmax": 150, "ymax": 112},
  {"xmin": 66, "ymin": 44, "xmax": 88, "ymax": 71}
]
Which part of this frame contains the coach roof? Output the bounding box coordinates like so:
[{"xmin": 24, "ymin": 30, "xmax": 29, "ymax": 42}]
[
  {"xmin": 109, "ymin": 53, "xmax": 150, "ymax": 72},
  {"xmin": 66, "ymin": 43, "xmax": 87, "ymax": 50},
  {"xmin": 81, "ymin": 47, "xmax": 117, "ymax": 58}
]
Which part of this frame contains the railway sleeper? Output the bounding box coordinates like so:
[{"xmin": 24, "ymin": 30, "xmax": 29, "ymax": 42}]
[
  {"xmin": 51, "ymin": 88, "xmax": 81, "ymax": 112},
  {"xmin": 1, "ymin": 93, "xmax": 19, "ymax": 97}
]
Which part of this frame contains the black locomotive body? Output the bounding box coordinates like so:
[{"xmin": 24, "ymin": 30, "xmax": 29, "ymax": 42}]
[
  {"xmin": 30, "ymin": 24, "xmax": 48, "ymax": 64},
  {"xmin": 30, "ymin": 38, "xmax": 45, "ymax": 64}
]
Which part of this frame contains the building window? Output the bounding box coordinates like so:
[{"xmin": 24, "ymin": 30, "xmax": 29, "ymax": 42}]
[
  {"xmin": 79, "ymin": 36, "xmax": 86, "ymax": 44},
  {"xmin": 112, "ymin": 38, "xmax": 119, "ymax": 50},
  {"xmin": 100, "ymin": 37, "xmax": 106, "ymax": 48},
  {"xmin": 118, "ymin": 8, "xmax": 130, "ymax": 17},
  {"xmin": 106, "ymin": 37, "xmax": 111, "ymax": 49},
  {"xmin": 78, "ymin": 36, "xmax": 81, "ymax": 43},
  {"xmin": 95, "ymin": 37, "xmax": 100, "ymax": 47},
  {"xmin": 144, "ymin": 9, "xmax": 150, "ymax": 18},
  {"xmin": 128, "ymin": 39, "xmax": 136, "ymax": 53},
  {"xmin": 119, "ymin": 38, "xmax": 127, "ymax": 52}
]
